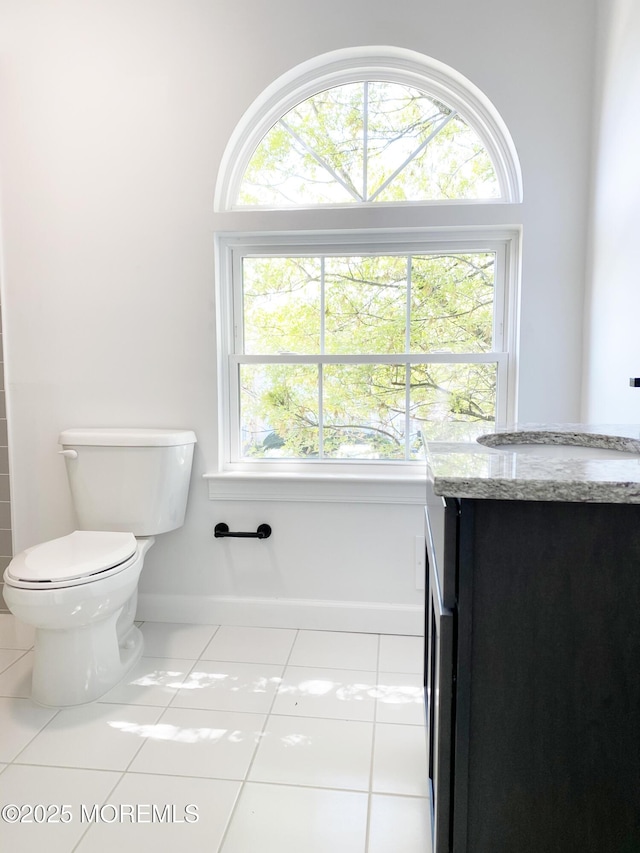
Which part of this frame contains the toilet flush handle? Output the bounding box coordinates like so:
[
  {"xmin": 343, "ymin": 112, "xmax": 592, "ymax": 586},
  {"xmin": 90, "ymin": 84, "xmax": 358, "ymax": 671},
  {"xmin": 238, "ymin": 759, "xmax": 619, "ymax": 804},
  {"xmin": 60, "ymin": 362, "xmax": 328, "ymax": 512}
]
[{"xmin": 58, "ymin": 449, "xmax": 78, "ymax": 459}]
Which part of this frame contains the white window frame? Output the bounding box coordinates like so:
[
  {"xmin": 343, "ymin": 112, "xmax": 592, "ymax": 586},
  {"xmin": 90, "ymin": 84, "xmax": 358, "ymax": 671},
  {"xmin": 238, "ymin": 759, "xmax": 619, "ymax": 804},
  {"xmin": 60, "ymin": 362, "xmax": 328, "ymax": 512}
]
[
  {"xmin": 207, "ymin": 47, "xmax": 522, "ymax": 502},
  {"xmin": 214, "ymin": 227, "xmax": 519, "ymax": 481},
  {"xmin": 215, "ymin": 46, "xmax": 523, "ymax": 211}
]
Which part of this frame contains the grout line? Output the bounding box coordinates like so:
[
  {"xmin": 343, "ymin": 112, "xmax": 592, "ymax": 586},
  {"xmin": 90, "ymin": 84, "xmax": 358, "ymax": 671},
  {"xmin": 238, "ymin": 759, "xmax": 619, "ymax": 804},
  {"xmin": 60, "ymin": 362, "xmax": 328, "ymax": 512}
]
[
  {"xmin": 95, "ymin": 700, "xmax": 183, "ymax": 710},
  {"xmin": 136, "ymin": 622, "xmax": 220, "ymax": 661},
  {"xmin": 7, "ymin": 707, "xmax": 63, "ymax": 766},
  {"xmin": 2, "ymin": 759, "xmax": 428, "ymax": 798},
  {"xmin": 0, "ymin": 647, "xmax": 31, "ymax": 678},
  {"xmin": 112, "ymin": 704, "xmax": 169, "ymax": 777},
  {"xmin": 0, "ymin": 620, "xmax": 430, "ymax": 851},
  {"xmin": 195, "ymin": 622, "xmax": 221, "ymax": 658},
  {"xmin": 364, "ymin": 632, "xmax": 381, "ymax": 853},
  {"xmin": 116, "ymin": 769, "xmax": 376, "ymax": 795},
  {"xmin": 214, "ymin": 627, "xmax": 300, "ymax": 853},
  {"xmin": 70, "ymin": 769, "xmax": 128, "ymax": 853},
  {"xmin": 142, "ymin": 626, "xmax": 223, "ymax": 711},
  {"xmin": 259, "ymin": 660, "xmax": 381, "ymax": 674},
  {"xmin": 199, "ymin": 776, "xmax": 396, "ymax": 796},
  {"xmin": 146, "ymin": 701, "xmax": 277, "ymax": 719},
  {"xmin": 8, "ymin": 759, "xmax": 126, "ymax": 774}
]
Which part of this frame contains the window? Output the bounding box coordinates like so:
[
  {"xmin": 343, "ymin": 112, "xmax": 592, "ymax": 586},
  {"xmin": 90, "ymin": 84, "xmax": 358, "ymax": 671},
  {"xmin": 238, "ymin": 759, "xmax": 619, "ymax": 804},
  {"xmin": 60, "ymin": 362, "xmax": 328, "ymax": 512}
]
[
  {"xmin": 218, "ymin": 231, "xmax": 516, "ymax": 468},
  {"xmin": 214, "ymin": 48, "xmax": 521, "ymax": 477},
  {"xmin": 238, "ymin": 81, "xmax": 499, "ymax": 206}
]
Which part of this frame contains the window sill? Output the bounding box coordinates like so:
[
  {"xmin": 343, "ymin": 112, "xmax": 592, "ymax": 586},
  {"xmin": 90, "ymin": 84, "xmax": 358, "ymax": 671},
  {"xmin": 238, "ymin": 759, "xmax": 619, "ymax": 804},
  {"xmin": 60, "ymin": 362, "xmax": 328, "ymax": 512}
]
[{"xmin": 203, "ymin": 470, "xmax": 427, "ymax": 504}]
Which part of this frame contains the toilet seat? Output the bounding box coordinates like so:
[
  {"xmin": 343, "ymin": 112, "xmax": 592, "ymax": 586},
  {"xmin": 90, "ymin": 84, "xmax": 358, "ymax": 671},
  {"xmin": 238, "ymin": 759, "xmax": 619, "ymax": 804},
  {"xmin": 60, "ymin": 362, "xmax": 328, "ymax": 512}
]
[{"xmin": 4, "ymin": 530, "xmax": 138, "ymax": 590}]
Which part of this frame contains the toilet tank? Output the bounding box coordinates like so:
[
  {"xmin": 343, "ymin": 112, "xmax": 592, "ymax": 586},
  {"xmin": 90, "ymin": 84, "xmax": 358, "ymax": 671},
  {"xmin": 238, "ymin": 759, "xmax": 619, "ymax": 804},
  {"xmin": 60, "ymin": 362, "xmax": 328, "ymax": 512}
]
[{"xmin": 58, "ymin": 428, "xmax": 197, "ymax": 536}]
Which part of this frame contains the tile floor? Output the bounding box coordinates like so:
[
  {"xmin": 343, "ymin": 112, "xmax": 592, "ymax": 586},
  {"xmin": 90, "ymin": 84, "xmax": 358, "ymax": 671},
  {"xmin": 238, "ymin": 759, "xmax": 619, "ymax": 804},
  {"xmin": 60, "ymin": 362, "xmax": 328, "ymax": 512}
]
[{"xmin": 0, "ymin": 616, "xmax": 431, "ymax": 853}]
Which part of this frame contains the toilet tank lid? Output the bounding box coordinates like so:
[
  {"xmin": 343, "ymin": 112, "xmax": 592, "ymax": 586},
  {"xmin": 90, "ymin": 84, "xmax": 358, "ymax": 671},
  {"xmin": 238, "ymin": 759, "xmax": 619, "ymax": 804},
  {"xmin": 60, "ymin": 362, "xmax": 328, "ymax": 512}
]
[{"xmin": 59, "ymin": 428, "xmax": 197, "ymax": 447}]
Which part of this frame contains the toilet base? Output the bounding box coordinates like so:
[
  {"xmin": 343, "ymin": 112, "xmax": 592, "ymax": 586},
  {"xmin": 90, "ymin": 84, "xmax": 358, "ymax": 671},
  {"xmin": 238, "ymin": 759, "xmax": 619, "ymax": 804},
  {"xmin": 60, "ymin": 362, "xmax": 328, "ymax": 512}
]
[{"xmin": 31, "ymin": 616, "xmax": 144, "ymax": 707}]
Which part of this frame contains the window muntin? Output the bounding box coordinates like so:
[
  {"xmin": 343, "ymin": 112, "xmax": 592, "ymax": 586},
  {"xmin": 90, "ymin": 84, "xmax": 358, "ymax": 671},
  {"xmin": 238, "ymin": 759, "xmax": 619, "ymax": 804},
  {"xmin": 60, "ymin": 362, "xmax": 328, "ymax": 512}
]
[
  {"xmin": 238, "ymin": 82, "xmax": 499, "ymax": 207},
  {"xmin": 230, "ymin": 244, "xmax": 508, "ymax": 463}
]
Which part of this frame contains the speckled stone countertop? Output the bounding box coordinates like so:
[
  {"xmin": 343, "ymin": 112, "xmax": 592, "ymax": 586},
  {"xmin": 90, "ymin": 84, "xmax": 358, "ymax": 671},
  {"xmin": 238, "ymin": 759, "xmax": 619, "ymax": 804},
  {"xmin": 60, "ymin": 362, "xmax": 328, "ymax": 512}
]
[{"xmin": 425, "ymin": 423, "xmax": 640, "ymax": 503}]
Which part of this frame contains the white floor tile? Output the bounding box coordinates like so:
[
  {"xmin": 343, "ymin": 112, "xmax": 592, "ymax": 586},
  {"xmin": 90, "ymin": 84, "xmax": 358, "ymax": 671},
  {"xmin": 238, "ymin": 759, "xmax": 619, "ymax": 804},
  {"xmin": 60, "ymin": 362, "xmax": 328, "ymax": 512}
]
[
  {"xmin": 98, "ymin": 656, "xmax": 196, "ymax": 707},
  {"xmin": 15, "ymin": 702, "xmax": 164, "ymax": 771},
  {"xmin": 289, "ymin": 630, "xmax": 379, "ymax": 670},
  {"xmin": 249, "ymin": 714, "xmax": 373, "ymax": 791},
  {"xmin": 0, "ymin": 697, "xmax": 58, "ymax": 762},
  {"xmin": 128, "ymin": 706, "xmax": 265, "ymax": 780},
  {"xmin": 0, "ymin": 615, "xmax": 34, "ymax": 650},
  {"xmin": 0, "ymin": 764, "xmax": 120, "ymax": 853},
  {"xmin": 0, "ymin": 648, "xmax": 26, "ymax": 674},
  {"xmin": 221, "ymin": 781, "xmax": 368, "ymax": 853},
  {"xmin": 0, "ymin": 622, "xmax": 430, "ymax": 850},
  {"xmin": 201, "ymin": 625, "xmax": 296, "ymax": 664},
  {"xmin": 375, "ymin": 672, "xmax": 426, "ymax": 725},
  {"xmin": 368, "ymin": 794, "xmax": 432, "ymax": 853},
  {"xmin": 272, "ymin": 665, "xmax": 377, "ymax": 721},
  {"xmin": 139, "ymin": 622, "xmax": 218, "ymax": 659},
  {"xmin": 0, "ymin": 650, "xmax": 33, "ymax": 698},
  {"xmin": 378, "ymin": 634, "xmax": 424, "ymax": 674},
  {"xmin": 76, "ymin": 772, "xmax": 241, "ymax": 853},
  {"xmin": 171, "ymin": 660, "xmax": 283, "ymax": 714},
  {"xmin": 372, "ymin": 723, "xmax": 429, "ymax": 797}
]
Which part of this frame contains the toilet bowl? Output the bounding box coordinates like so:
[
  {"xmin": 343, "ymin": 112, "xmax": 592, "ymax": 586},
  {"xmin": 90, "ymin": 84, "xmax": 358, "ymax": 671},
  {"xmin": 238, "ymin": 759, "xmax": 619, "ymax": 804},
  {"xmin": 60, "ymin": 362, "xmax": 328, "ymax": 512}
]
[
  {"xmin": 3, "ymin": 531, "xmax": 155, "ymax": 706},
  {"xmin": 2, "ymin": 427, "xmax": 197, "ymax": 707}
]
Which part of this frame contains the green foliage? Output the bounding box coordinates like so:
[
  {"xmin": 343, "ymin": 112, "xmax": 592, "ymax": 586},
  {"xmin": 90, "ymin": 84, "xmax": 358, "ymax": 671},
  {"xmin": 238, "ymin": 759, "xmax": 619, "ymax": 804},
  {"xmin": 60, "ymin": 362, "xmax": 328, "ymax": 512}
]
[
  {"xmin": 241, "ymin": 363, "xmax": 320, "ymax": 458},
  {"xmin": 240, "ymin": 254, "xmax": 497, "ymax": 460},
  {"xmin": 238, "ymin": 81, "xmax": 499, "ymax": 206},
  {"xmin": 235, "ymin": 79, "xmax": 501, "ymax": 460},
  {"xmin": 243, "ymin": 257, "xmax": 322, "ymax": 353}
]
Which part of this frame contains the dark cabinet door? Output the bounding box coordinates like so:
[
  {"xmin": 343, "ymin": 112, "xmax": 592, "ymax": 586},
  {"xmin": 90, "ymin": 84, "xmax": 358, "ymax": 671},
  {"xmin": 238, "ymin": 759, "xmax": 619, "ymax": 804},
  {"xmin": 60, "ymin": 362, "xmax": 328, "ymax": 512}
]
[
  {"xmin": 455, "ymin": 498, "xmax": 640, "ymax": 853},
  {"xmin": 426, "ymin": 547, "xmax": 454, "ymax": 853}
]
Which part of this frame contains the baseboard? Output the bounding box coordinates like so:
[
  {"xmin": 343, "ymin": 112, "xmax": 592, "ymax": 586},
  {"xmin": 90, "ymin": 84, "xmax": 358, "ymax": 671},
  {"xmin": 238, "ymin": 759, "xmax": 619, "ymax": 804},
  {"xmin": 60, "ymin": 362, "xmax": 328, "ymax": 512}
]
[{"xmin": 136, "ymin": 593, "xmax": 423, "ymax": 636}]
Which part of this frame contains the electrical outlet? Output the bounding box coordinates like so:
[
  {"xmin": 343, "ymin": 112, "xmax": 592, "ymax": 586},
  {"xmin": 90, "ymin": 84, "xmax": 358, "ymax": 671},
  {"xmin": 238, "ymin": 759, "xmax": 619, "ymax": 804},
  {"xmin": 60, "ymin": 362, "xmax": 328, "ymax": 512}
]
[{"xmin": 415, "ymin": 535, "xmax": 426, "ymax": 591}]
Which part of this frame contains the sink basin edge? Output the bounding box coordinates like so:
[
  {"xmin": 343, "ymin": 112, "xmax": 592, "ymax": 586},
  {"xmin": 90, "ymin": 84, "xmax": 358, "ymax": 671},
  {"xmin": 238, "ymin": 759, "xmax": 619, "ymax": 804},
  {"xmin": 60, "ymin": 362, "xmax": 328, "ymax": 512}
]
[{"xmin": 476, "ymin": 430, "xmax": 640, "ymax": 456}]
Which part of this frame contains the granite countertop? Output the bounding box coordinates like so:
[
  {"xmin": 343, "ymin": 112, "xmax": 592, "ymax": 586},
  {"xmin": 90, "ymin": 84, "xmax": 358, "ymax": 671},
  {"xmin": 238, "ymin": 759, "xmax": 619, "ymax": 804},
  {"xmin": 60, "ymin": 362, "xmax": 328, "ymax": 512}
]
[{"xmin": 425, "ymin": 423, "xmax": 640, "ymax": 503}]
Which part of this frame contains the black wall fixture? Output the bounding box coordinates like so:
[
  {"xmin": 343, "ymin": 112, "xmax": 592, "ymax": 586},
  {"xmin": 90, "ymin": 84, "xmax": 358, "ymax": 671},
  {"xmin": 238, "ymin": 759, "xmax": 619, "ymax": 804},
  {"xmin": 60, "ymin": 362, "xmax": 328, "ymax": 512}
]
[{"xmin": 214, "ymin": 522, "xmax": 272, "ymax": 540}]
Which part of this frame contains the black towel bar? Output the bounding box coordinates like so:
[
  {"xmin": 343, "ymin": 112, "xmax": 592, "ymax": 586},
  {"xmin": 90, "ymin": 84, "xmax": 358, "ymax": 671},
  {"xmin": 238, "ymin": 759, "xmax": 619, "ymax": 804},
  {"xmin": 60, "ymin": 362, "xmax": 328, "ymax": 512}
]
[{"xmin": 214, "ymin": 522, "xmax": 272, "ymax": 540}]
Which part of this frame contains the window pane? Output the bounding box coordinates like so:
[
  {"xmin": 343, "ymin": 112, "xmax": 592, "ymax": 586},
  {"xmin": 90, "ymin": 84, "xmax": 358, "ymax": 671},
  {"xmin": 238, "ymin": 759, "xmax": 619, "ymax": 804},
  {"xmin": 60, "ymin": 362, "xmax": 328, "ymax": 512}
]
[
  {"xmin": 366, "ymin": 82, "xmax": 452, "ymax": 199},
  {"xmin": 409, "ymin": 362, "xmax": 497, "ymax": 448},
  {"xmin": 243, "ymin": 257, "xmax": 321, "ymax": 354},
  {"xmin": 324, "ymin": 256, "xmax": 408, "ymax": 354},
  {"xmin": 410, "ymin": 254, "xmax": 495, "ymax": 353},
  {"xmin": 239, "ymin": 84, "xmax": 364, "ymax": 206},
  {"xmin": 374, "ymin": 115, "xmax": 499, "ymax": 201},
  {"xmin": 237, "ymin": 82, "xmax": 500, "ymax": 206},
  {"xmin": 240, "ymin": 364, "xmax": 319, "ymax": 458},
  {"xmin": 323, "ymin": 363, "xmax": 407, "ymax": 459}
]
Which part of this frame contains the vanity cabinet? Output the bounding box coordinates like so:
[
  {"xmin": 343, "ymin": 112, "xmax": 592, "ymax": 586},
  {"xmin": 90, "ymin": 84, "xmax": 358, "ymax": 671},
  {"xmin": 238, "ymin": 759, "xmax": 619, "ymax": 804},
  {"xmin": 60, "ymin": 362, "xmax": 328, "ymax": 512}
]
[{"xmin": 425, "ymin": 487, "xmax": 640, "ymax": 853}]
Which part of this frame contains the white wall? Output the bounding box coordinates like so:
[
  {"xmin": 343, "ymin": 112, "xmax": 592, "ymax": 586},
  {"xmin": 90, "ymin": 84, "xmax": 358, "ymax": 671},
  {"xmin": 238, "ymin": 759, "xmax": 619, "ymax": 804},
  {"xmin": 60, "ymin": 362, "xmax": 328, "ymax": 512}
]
[
  {"xmin": 0, "ymin": 0, "xmax": 597, "ymax": 631},
  {"xmin": 582, "ymin": 0, "xmax": 640, "ymax": 422}
]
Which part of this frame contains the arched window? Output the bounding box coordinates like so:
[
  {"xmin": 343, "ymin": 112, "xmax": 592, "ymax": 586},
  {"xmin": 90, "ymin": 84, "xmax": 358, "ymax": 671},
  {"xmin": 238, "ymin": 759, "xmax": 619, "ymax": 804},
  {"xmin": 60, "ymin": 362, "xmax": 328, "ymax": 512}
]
[
  {"xmin": 214, "ymin": 48, "xmax": 521, "ymax": 473},
  {"xmin": 239, "ymin": 81, "xmax": 499, "ymax": 206},
  {"xmin": 215, "ymin": 46, "xmax": 522, "ymax": 211}
]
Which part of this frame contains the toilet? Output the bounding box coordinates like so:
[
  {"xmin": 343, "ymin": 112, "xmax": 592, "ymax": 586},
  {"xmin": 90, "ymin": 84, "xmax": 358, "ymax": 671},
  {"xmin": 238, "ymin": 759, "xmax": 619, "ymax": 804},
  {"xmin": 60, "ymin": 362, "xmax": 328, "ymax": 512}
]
[{"xmin": 2, "ymin": 427, "xmax": 197, "ymax": 707}]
